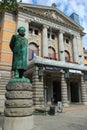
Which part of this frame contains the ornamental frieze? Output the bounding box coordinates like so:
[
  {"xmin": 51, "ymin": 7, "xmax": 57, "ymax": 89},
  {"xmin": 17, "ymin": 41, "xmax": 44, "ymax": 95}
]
[{"xmin": 19, "ymin": 6, "xmax": 81, "ymax": 31}]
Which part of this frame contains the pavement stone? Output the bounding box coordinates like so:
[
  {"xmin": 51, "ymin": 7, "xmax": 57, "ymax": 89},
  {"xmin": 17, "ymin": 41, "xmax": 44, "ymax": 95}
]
[
  {"xmin": 0, "ymin": 104, "xmax": 87, "ymax": 130},
  {"xmin": 31, "ymin": 104, "xmax": 87, "ymax": 130}
]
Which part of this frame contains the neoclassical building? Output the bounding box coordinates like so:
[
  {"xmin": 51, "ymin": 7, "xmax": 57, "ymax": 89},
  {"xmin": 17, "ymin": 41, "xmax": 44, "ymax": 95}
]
[{"xmin": 0, "ymin": 3, "xmax": 87, "ymax": 108}]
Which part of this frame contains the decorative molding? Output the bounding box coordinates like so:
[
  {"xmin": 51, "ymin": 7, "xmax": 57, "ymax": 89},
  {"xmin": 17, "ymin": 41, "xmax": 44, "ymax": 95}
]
[
  {"xmin": 19, "ymin": 4, "xmax": 83, "ymax": 30},
  {"xmin": 59, "ymin": 30, "xmax": 65, "ymax": 34},
  {"xmin": 44, "ymin": 10, "xmax": 64, "ymax": 23},
  {"xmin": 43, "ymin": 24, "xmax": 49, "ymax": 29},
  {"xmin": 25, "ymin": 19, "xmax": 31, "ymax": 23},
  {"xmin": 28, "ymin": 15, "xmax": 80, "ymax": 36}
]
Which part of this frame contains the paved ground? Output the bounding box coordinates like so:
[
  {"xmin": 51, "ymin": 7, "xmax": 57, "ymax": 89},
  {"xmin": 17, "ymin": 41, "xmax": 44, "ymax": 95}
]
[
  {"xmin": 31, "ymin": 104, "xmax": 87, "ymax": 130},
  {"xmin": 0, "ymin": 104, "xmax": 87, "ymax": 130}
]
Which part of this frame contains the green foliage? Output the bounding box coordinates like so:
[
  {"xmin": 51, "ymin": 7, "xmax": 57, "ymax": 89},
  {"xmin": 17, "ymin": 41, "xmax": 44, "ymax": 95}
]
[{"xmin": 0, "ymin": 0, "xmax": 22, "ymax": 12}]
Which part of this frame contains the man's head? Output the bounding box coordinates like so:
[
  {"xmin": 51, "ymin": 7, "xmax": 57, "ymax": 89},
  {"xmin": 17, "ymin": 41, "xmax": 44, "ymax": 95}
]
[{"xmin": 17, "ymin": 26, "xmax": 26, "ymax": 37}]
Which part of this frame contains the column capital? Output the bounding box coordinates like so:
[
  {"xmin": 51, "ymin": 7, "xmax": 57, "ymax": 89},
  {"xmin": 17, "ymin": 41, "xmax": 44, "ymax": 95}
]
[
  {"xmin": 43, "ymin": 25, "xmax": 49, "ymax": 29},
  {"xmin": 77, "ymin": 36, "xmax": 82, "ymax": 40},
  {"xmin": 72, "ymin": 34, "xmax": 78, "ymax": 39},
  {"xmin": 59, "ymin": 30, "xmax": 64, "ymax": 34},
  {"xmin": 25, "ymin": 19, "xmax": 31, "ymax": 23}
]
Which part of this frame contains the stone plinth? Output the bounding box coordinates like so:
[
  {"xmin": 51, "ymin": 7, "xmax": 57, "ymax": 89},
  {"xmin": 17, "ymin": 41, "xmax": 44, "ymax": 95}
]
[{"xmin": 3, "ymin": 78, "xmax": 34, "ymax": 130}]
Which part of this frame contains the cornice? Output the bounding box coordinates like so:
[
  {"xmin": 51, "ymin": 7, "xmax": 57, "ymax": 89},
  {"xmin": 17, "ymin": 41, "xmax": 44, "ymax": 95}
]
[
  {"xmin": 27, "ymin": 56, "xmax": 87, "ymax": 71},
  {"xmin": 19, "ymin": 8, "xmax": 79, "ymax": 31},
  {"xmin": 19, "ymin": 3, "xmax": 83, "ymax": 31},
  {"xmin": 18, "ymin": 11, "xmax": 80, "ymax": 36},
  {"xmin": 18, "ymin": 6, "xmax": 83, "ymax": 34}
]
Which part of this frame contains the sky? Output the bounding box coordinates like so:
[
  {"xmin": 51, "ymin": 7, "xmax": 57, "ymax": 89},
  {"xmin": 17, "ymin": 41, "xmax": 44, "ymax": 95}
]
[{"xmin": 20, "ymin": 0, "xmax": 87, "ymax": 49}]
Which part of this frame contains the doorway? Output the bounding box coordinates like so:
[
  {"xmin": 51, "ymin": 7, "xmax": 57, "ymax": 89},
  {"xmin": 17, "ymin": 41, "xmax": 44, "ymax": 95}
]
[
  {"xmin": 53, "ymin": 81, "xmax": 61, "ymax": 103},
  {"xmin": 70, "ymin": 82, "xmax": 79, "ymax": 102}
]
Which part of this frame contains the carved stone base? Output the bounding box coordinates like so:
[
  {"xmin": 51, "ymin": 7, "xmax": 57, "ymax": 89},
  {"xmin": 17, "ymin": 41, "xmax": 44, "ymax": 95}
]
[
  {"xmin": 4, "ymin": 80, "xmax": 32, "ymax": 117},
  {"xmin": 3, "ymin": 79, "xmax": 34, "ymax": 130}
]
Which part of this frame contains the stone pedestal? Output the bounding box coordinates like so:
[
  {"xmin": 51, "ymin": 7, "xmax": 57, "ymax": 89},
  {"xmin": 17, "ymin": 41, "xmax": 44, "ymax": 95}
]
[{"xmin": 3, "ymin": 78, "xmax": 34, "ymax": 130}]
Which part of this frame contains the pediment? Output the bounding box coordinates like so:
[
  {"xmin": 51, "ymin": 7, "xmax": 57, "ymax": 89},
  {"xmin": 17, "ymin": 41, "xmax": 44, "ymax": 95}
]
[
  {"xmin": 43, "ymin": 10, "xmax": 65, "ymax": 23},
  {"xmin": 19, "ymin": 3, "xmax": 83, "ymax": 30}
]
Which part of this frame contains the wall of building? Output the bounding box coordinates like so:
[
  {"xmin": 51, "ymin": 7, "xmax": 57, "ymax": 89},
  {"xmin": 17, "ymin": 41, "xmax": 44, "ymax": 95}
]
[
  {"xmin": 0, "ymin": 12, "xmax": 17, "ymax": 108},
  {"xmin": 0, "ymin": 7, "xmax": 87, "ymax": 108},
  {"xmin": 83, "ymin": 48, "xmax": 87, "ymax": 65}
]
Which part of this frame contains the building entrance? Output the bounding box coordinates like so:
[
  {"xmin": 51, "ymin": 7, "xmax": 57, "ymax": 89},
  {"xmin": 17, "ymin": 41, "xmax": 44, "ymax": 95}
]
[
  {"xmin": 53, "ymin": 81, "xmax": 61, "ymax": 103},
  {"xmin": 70, "ymin": 82, "xmax": 79, "ymax": 102}
]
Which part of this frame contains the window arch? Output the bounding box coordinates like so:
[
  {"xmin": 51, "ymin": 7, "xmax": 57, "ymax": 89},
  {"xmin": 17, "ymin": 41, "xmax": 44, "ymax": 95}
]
[
  {"xmin": 65, "ymin": 50, "xmax": 70, "ymax": 62},
  {"xmin": 48, "ymin": 46, "xmax": 56, "ymax": 59},
  {"xmin": 28, "ymin": 42, "xmax": 39, "ymax": 60}
]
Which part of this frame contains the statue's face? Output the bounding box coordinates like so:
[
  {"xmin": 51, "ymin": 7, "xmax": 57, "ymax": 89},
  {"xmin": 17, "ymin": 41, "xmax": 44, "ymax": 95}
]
[{"xmin": 18, "ymin": 27, "xmax": 26, "ymax": 37}]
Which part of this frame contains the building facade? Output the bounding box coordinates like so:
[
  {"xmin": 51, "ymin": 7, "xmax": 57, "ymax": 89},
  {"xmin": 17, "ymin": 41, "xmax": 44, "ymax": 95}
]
[
  {"xmin": 0, "ymin": 3, "xmax": 87, "ymax": 108},
  {"xmin": 83, "ymin": 48, "xmax": 87, "ymax": 65}
]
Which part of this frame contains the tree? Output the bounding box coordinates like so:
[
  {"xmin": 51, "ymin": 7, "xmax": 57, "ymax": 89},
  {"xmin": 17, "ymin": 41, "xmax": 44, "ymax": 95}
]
[{"xmin": 0, "ymin": 0, "xmax": 22, "ymax": 12}]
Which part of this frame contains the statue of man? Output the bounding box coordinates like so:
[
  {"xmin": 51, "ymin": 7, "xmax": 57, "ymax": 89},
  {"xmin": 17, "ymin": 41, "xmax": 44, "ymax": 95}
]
[{"xmin": 10, "ymin": 26, "xmax": 28, "ymax": 78}]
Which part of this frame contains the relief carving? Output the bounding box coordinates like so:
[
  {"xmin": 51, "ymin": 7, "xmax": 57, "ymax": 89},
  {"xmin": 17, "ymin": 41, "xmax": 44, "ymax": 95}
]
[{"xmin": 44, "ymin": 11, "xmax": 64, "ymax": 22}]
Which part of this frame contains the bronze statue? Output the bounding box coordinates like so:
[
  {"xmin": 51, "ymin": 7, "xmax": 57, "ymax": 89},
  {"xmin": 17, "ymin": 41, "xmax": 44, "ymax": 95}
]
[{"xmin": 10, "ymin": 26, "xmax": 28, "ymax": 78}]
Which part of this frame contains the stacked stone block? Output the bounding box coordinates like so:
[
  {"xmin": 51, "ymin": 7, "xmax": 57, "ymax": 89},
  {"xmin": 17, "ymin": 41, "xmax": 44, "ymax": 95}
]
[
  {"xmin": 0, "ymin": 70, "xmax": 11, "ymax": 108},
  {"xmin": 81, "ymin": 75, "xmax": 87, "ymax": 105},
  {"xmin": 32, "ymin": 66, "xmax": 44, "ymax": 106},
  {"xmin": 4, "ymin": 81, "xmax": 32, "ymax": 117},
  {"xmin": 61, "ymin": 72, "xmax": 69, "ymax": 106}
]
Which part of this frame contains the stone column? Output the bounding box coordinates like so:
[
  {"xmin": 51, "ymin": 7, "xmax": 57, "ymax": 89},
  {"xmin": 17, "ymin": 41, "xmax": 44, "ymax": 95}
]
[
  {"xmin": 72, "ymin": 35, "xmax": 78, "ymax": 62},
  {"xmin": 61, "ymin": 72, "xmax": 69, "ymax": 107},
  {"xmin": 77, "ymin": 36, "xmax": 84, "ymax": 64},
  {"xmin": 3, "ymin": 80, "xmax": 34, "ymax": 130},
  {"xmin": 58, "ymin": 30, "xmax": 65, "ymax": 61},
  {"xmin": 32, "ymin": 66, "xmax": 44, "ymax": 107},
  {"xmin": 81, "ymin": 74, "xmax": 87, "ymax": 105},
  {"xmin": 42, "ymin": 25, "xmax": 48, "ymax": 57}
]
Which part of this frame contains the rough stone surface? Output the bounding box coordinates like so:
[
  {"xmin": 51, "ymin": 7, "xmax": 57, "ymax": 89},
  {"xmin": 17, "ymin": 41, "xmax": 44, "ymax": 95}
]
[
  {"xmin": 4, "ymin": 107, "xmax": 33, "ymax": 117},
  {"xmin": 6, "ymin": 82, "xmax": 32, "ymax": 91},
  {"xmin": 5, "ymin": 99, "xmax": 33, "ymax": 108},
  {"xmin": 5, "ymin": 91, "xmax": 32, "ymax": 99},
  {"xmin": 4, "ymin": 81, "xmax": 33, "ymax": 117},
  {"xmin": 3, "ymin": 115, "xmax": 34, "ymax": 130}
]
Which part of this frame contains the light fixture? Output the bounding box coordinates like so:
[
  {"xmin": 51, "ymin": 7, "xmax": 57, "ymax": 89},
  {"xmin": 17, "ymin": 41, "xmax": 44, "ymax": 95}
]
[
  {"xmin": 64, "ymin": 69, "xmax": 69, "ymax": 78},
  {"xmin": 84, "ymin": 72, "xmax": 87, "ymax": 81},
  {"xmin": 38, "ymin": 67, "xmax": 43, "ymax": 76}
]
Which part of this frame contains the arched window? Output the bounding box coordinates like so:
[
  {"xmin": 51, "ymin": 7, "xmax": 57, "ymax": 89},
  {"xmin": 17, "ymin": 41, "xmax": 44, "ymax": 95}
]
[
  {"xmin": 48, "ymin": 46, "xmax": 56, "ymax": 59},
  {"xmin": 65, "ymin": 50, "xmax": 70, "ymax": 62},
  {"xmin": 28, "ymin": 42, "xmax": 39, "ymax": 60}
]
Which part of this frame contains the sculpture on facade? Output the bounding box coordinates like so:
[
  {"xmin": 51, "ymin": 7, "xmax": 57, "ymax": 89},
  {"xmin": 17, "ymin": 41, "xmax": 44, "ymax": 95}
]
[{"xmin": 9, "ymin": 26, "xmax": 28, "ymax": 79}]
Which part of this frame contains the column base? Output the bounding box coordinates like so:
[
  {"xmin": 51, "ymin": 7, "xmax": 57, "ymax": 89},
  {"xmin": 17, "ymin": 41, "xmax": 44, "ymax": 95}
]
[
  {"xmin": 82, "ymin": 102, "xmax": 87, "ymax": 105},
  {"xmin": 3, "ymin": 116, "xmax": 34, "ymax": 130}
]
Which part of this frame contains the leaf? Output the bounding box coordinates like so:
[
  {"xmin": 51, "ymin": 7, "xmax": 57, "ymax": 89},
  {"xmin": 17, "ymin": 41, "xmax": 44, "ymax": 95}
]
[{"xmin": 0, "ymin": 0, "xmax": 22, "ymax": 12}]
